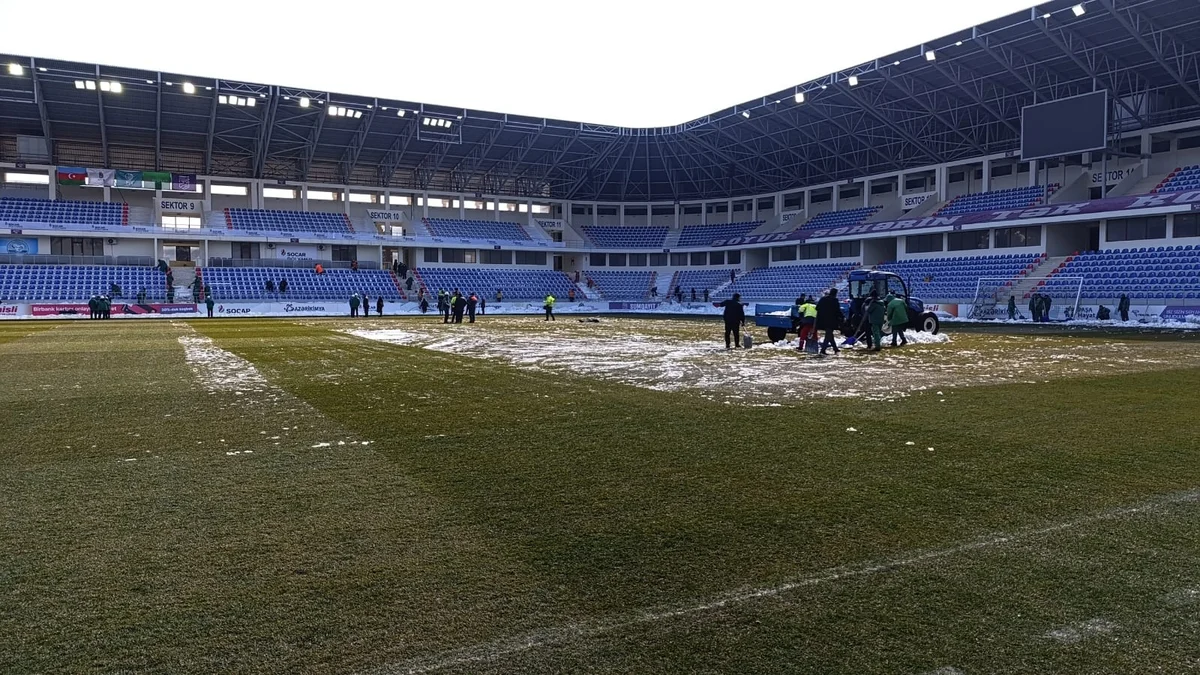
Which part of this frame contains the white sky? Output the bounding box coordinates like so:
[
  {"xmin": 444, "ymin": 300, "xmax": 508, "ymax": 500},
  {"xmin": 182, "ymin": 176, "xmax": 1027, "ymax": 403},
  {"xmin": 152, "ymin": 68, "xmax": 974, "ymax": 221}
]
[{"xmin": 0, "ymin": 0, "xmax": 1039, "ymax": 128}]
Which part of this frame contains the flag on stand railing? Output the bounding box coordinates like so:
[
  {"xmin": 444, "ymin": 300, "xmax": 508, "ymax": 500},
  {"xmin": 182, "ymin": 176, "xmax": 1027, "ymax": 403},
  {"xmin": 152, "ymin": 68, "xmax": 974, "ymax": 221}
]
[
  {"xmin": 56, "ymin": 166, "xmax": 87, "ymax": 185},
  {"xmin": 170, "ymin": 173, "xmax": 196, "ymax": 192},
  {"xmin": 142, "ymin": 171, "xmax": 171, "ymax": 189},
  {"xmin": 114, "ymin": 170, "xmax": 142, "ymax": 188},
  {"xmin": 87, "ymin": 168, "xmax": 115, "ymax": 186}
]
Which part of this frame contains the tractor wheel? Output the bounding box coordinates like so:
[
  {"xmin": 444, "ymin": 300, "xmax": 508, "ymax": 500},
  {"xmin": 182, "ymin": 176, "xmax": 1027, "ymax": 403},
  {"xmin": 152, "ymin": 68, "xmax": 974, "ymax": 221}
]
[
  {"xmin": 767, "ymin": 326, "xmax": 788, "ymax": 343},
  {"xmin": 920, "ymin": 312, "xmax": 940, "ymax": 334}
]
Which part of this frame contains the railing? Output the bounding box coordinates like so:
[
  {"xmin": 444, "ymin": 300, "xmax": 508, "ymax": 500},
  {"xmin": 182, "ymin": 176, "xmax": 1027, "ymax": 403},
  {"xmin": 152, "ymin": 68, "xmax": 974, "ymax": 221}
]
[
  {"xmin": 204, "ymin": 258, "xmax": 380, "ymax": 270},
  {"xmin": 0, "ymin": 254, "xmax": 155, "ymax": 266}
]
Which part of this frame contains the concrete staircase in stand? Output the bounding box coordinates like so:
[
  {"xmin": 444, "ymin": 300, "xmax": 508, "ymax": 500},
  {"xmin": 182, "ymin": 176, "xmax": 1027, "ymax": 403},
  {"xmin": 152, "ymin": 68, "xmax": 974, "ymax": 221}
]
[{"xmin": 1004, "ymin": 255, "xmax": 1070, "ymax": 302}]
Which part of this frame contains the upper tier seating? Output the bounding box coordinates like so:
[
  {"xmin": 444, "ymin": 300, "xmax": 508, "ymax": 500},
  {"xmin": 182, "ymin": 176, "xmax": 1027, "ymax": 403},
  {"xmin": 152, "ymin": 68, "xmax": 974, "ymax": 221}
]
[
  {"xmin": 225, "ymin": 208, "xmax": 353, "ymax": 234},
  {"xmin": 677, "ymin": 222, "xmax": 763, "ymax": 247},
  {"xmin": 674, "ymin": 268, "xmax": 739, "ymax": 295},
  {"xmin": 1155, "ymin": 166, "xmax": 1200, "ymax": 193},
  {"xmin": 714, "ymin": 262, "xmax": 859, "ymax": 301},
  {"xmin": 414, "ymin": 268, "xmax": 573, "ymax": 300},
  {"xmin": 0, "ymin": 198, "xmax": 127, "ymax": 226},
  {"xmin": 585, "ymin": 270, "xmax": 655, "ymax": 299},
  {"xmin": 876, "ymin": 254, "xmax": 1042, "ymax": 301},
  {"xmin": 423, "ymin": 218, "xmax": 531, "ymax": 241},
  {"xmin": 200, "ymin": 267, "xmax": 401, "ymax": 301},
  {"xmin": 936, "ymin": 185, "xmax": 1058, "ymax": 217},
  {"xmin": 798, "ymin": 207, "xmax": 880, "ymax": 231},
  {"xmin": 0, "ymin": 264, "xmax": 164, "ymax": 301},
  {"xmin": 581, "ymin": 226, "xmax": 669, "ymax": 248},
  {"xmin": 1047, "ymin": 246, "xmax": 1200, "ymax": 300}
]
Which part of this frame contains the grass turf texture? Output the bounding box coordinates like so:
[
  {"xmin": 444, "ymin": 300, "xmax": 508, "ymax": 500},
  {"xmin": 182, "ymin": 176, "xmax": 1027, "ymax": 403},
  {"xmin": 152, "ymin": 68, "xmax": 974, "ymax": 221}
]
[{"xmin": 1, "ymin": 317, "xmax": 1199, "ymax": 674}]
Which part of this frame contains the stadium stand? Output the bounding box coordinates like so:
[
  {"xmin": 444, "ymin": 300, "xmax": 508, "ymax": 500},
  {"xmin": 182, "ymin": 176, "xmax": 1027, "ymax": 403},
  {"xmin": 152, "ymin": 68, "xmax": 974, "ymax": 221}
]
[
  {"xmin": 714, "ymin": 262, "xmax": 859, "ymax": 301},
  {"xmin": 423, "ymin": 218, "xmax": 531, "ymax": 241},
  {"xmin": 581, "ymin": 226, "xmax": 669, "ymax": 248},
  {"xmin": 585, "ymin": 270, "xmax": 655, "ymax": 299},
  {"xmin": 0, "ymin": 264, "xmax": 164, "ymax": 301},
  {"xmin": 413, "ymin": 268, "xmax": 574, "ymax": 300},
  {"xmin": 798, "ymin": 207, "xmax": 880, "ymax": 231},
  {"xmin": 1154, "ymin": 166, "xmax": 1200, "ymax": 193},
  {"xmin": 677, "ymin": 222, "xmax": 763, "ymax": 247},
  {"xmin": 876, "ymin": 254, "xmax": 1043, "ymax": 301},
  {"xmin": 1046, "ymin": 246, "xmax": 1200, "ymax": 300},
  {"xmin": 0, "ymin": 198, "xmax": 127, "ymax": 226},
  {"xmin": 674, "ymin": 268, "xmax": 739, "ymax": 295},
  {"xmin": 936, "ymin": 185, "xmax": 1058, "ymax": 217},
  {"xmin": 225, "ymin": 208, "xmax": 353, "ymax": 234},
  {"xmin": 200, "ymin": 267, "xmax": 402, "ymax": 301}
]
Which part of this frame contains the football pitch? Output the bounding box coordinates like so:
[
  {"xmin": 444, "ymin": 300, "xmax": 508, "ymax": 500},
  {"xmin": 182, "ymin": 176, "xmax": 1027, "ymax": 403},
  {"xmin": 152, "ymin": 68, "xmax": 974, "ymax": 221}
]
[{"xmin": 3, "ymin": 317, "xmax": 1200, "ymax": 674}]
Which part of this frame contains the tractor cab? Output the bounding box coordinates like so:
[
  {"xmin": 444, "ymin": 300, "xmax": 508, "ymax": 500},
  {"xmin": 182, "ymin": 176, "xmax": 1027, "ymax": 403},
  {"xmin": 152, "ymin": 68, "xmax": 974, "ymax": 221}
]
[{"xmin": 844, "ymin": 269, "xmax": 940, "ymax": 335}]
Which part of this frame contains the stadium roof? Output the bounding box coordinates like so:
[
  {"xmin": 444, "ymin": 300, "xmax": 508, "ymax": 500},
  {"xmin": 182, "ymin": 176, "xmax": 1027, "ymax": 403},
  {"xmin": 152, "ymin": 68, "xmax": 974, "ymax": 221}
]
[{"xmin": 2, "ymin": 0, "xmax": 1199, "ymax": 204}]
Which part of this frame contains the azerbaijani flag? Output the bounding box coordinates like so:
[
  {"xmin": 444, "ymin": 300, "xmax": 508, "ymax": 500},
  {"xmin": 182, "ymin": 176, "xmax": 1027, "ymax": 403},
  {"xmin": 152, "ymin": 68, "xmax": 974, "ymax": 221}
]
[{"xmin": 56, "ymin": 166, "xmax": 87, "ymax": 186}]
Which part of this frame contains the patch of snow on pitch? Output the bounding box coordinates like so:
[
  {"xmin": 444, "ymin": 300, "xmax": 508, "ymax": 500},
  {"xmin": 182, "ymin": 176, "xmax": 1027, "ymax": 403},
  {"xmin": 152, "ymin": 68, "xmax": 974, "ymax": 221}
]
[
  {"xmin": 178, "ymin": 334, "xmax": 269, "ymax": 394},
  {"xmin": 1042, "ymin": 618, "xmax": 1117, "ymax": 644}
]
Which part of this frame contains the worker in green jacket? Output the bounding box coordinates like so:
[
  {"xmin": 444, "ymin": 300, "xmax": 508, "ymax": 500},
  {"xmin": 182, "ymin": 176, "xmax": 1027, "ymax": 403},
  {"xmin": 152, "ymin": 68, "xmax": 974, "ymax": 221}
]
[
  {"xmin": 205, "ymin": 294, "xmax": 215, "ymax": 318},
  {"xmin": 865, "ymin": 291, "xmax": 886, "ymax": 351},
  {"xmin": 544, "ymin": 294, "xmax": 556, "ymax": 321},
  {"xmin": 885, "ymin": 293, "xmax": 909, "ymax": 347}
]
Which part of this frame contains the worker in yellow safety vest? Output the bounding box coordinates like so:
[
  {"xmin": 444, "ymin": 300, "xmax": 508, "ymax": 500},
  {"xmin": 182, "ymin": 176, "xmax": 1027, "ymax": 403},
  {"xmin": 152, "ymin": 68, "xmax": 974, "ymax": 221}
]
[
  {"xmin": 798, "ymin": 296, "xmax": 818, "ymax": 346},
  {"xmin": 544, "ymin": 294, "xmax": 556, "ymax": 322}
]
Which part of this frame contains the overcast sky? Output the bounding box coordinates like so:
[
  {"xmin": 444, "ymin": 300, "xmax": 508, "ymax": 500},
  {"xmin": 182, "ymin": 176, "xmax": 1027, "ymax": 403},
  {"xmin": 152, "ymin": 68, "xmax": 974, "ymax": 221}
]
[{"xmin": 0, "ymin": 0, "xmax": 1039, "ymax": 127}]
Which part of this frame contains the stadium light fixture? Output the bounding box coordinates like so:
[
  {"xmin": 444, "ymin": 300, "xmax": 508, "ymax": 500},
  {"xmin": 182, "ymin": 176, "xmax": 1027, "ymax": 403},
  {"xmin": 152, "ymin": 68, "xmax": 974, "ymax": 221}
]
[
  {"xmin": 1042, "ymin": 12, "xmax": 1051, "ymax": 18},
  {"xmin": 396, "ymin": 109, "xmax": 405, "ymax": 117},
  {"xmin": 100, "ymin": 81, "xmax": 121, "ymax": 93},
  {"xmin": 7, "ymin": 63, "xmax": 23, "ymax": 76},
  {"xmin": 741, "ymin": 111, "xmax": 750, "ymax": 118},
  {"xmin": 146, "ymin": 79, "xmax": 154, "ymax": 84},
  {"xmin": 794, "ymin": 92, "xmax": 805, "ymax": 104},
  {"xmin": 246, "ymin": 97, "xmax": 256, "ymax": 107},
  {"xmin": 327, "ymin": 105, "xmax": 338, "ymax": 116},
  {"xmin": 353, "ymin": 110, "xmax": 362, "ymax": 119},
  {"xmin": 847, "ymin": 75, "xmax": 859, "ymax": 86},
  {"xmin": 219, "ymin": 95, "xmax": 228, "ymax": 105},
  {"xmin": 182, "ymin": 82, "xmax": 195, "ymax": 94},
  {"xmin": 1072, "ymin": 3, "xmax": 1085, "ymax": 16},
  {"xmin": 74, "ymin": 80, "xmax": 85, "ymax": 89},
  {"xmin": 955, "ymin": 41, "xmax": 963, "ymax": 46},
  {"xmin": 925, "ymin": 50, "xmax": 936, "ymax": 61},
  {"xmin": 299, "ymin": 97, "xmax": 310, "ymax": 108},
  {"xmin": 85, "ymin": 80, "xmax": 96, "ymax": 90}
]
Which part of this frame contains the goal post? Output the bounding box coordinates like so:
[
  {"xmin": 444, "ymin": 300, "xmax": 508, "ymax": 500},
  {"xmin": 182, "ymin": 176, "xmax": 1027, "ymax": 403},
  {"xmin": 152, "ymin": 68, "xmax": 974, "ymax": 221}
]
[{"xmin": 967, "ymin": 277, "xmax": 1084, "ymax": 321}]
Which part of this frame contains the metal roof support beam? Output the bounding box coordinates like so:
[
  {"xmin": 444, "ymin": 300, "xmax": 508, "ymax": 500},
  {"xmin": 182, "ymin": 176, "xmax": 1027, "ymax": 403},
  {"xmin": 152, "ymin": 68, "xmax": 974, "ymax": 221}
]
[
  {"xmin": 414, "ymin": 140, "xmax": 456, "ymax": 190},
  {"xmin": 95, "ymin": 64, "xmax": 109, "ymax": 167},
  {"xmin": 774, "ymin": 111, "xmax": 859, "ymax": 178},
  {"xmin": 483, "ymin": 127, "xmax": 549, "ymax": 188},
  {"xmin": 29, "ymin": 59, "xmax": 54, "ymax": 163},
  {"xmin": 445, "ymin": 122, "xmax": 503, "ymax": 190},
  {"xmin": 671, "ymin": 136, "xmax": 743, "ymax": 196},
  {"xmin": 653, "ymin": 138, "xmax": 679, "ymax": 202},
  {"xmin": 743, "ymin": 117, "xmax": 838, "ymax": 184},
  {"xmin": 1027, "ymin": 22, "xmax": 1147, "ymax": 127},
  {"xmin": 590, "ymin": 137, "xmax": 636, "ymax": 202},
  {"xmin": 154, "ymin": 77, "xmax": 162, "ymax": 170},
  {"xmin": 511, "ymin": 134, "xmax": 576, "ymax": 193},
  {"xmin": 841, "ymin": 87, "xmax": 942, "ymax": 163},
  {"xmin": 932, "ymin": 61, "xmax": 1021, "ymax": 136},
  {"xmin": 674, "ymin": 134, "xmax": 757, "ymax": 196},
  {"xmin": 710, "ymin": 122, "xmax": 803, "ymax": 184},
  {"xmin": 801, "ymin": 103, "xmax": 899, "ymax": 170},
  {"xmin": 252, "ymin": 88, "xmax": 279, "ymax": 178},
  {"xmin": 1097, "ymin": 0, "xmax": 1200, "ymax": 108},
  {"xmin": 339, "ymin": 104, "xmax": 376, "ymax": 184},
  {"xmin": 204, "ymin": 79, "xmax": 219, "ymax": 175},
  {"xmin": 879, "ymin": 70, "xmax": 986, "ymax": 155},
  {"xmin": 561, "ymin": 136, "xmax": 628, "ymax": 199},
  {"xmin": 299, "ymin": 105, "xmax": 327, "ymax": 181},
  {"xmin": 377, "ymin": 120, "xmax": 417, "ymax": 186}
]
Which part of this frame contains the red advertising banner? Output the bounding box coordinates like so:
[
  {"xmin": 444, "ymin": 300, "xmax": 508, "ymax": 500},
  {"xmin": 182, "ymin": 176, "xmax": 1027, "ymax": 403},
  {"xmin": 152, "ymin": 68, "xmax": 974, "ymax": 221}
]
[{"xmin": 30, "ymin": 303, "xmax": 198, "ymax": 317}]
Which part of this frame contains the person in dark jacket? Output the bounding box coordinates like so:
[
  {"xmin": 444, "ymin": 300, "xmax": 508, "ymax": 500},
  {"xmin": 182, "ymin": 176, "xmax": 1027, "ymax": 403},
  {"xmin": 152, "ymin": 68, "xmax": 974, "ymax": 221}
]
[
  {"xmin": 349, "ymin": 293, "xmax": 360, "ymax": 317},
  {"xmin": 690, "ymin": 288, "xmax": 697, "ymax": 302},
  {"xmin": 1042, "ymin": 294, "xmax": 1053, "ymax": 322},
  {"xmin": 443, "ymin": 290, "xmax": 453, "ymax": 324},
  {"xmin": 675, "ymin": 285, "xmax": 683, "ymax": 303},
  {"xmin": 205, "ymin": 294, "xmax": 215, "ymax": 318},
  {"xmin": 479, "ymin": 297, "xmax": 486, "ymax": 315},
  {"xmin": 361, "ymin": 293, "xmax": 370, "ymax": 320},
  {"xmin": 419, "ymin": 296, "xmax": 429, "ymax": 314},
  {"xmin": 1029, "ymin": 293, "xmax": 1040, "ymax": 322},
  {"xmin": 467, "ymin": 293, "xmax": 478, "ymax": 322},
  {"xmin": 278, "ymin": 278, "xmax": 288, "ymax": 294},
  {"xmin": 722, "ymin": 293, "xmax": 746, "ymax": 349},
  {"xmin": 1118, "ymin": 293, "xmax": 1130, "ymax": 321},
  {"xmin": 452, "ymin": 292, "xmax": 467, "ymax": 324},
  {"xmin": 1007, "ymin": 295, "xmax": 1017, "ymax": 320},
  {"xmin": 815, "ymin": 289, "xmax": 844, "ymax": 355},
  {"xmin": 376, "ymin": 296, "xmax": 384, "ymax": 316},
  {"xmin": 703, "ymin": 289, "xmax": 709, "ymax": 302},
  {"xmin": 265, "ymin": 279, "xmax": 276, "ymax": 294},
  {"xmin": 88, "ymin": 295, "xmax": 99, "ymax": 320}
]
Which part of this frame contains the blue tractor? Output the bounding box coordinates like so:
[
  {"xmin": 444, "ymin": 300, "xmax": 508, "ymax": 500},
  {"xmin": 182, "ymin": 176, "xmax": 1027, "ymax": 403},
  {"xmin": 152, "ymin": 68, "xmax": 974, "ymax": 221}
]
[
  {"xmin": 843, "ymin": 269, "xmax": 939, "ymax": 338},
  {"xmin": 753, "ymin": 269, "xmax": 939, "ymax": 343}
]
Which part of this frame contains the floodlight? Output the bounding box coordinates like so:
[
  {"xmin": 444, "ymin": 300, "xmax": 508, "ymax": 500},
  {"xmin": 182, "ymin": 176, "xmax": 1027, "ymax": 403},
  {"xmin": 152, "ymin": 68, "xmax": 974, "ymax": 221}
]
[
  {"xmin": 1042, "ymin": 12, "xmax": 1051, "ymax": 18},
  {"xmin": 741, "ymin": 111, "xmax": 750, "ymax": 118},
  {"xmin": 146, "ymin": 79, "xmax": 154, "ymax": 84},
  {"xmin": 396, "ymin": 109, "xmax": 405, "ymax": 117},
  {"xmin": 85, "ymin": 80, "xmax": 96, "ymax": 90},
  {"xmin": 794, "ymin": 92, "xmax": 805, "ymax": 104},
  {"xmin": 327, "ymin": 105, "xmax": 338, "ymax": 116},
  {"xmin": 38, "ymin": 67, "xmax": 47, "ymax": 72},
  {"xmin": 100, "ymin": 81, "xmax": 111, "ymax": 92},
  {"xmin": 110, "ymin": 81, "xmax": 122, "ymax": 93},
  {"xmin": 219, "ymin": 95, "xmax": 228, "ymax": 105},
  {"xmin": 7, "ymin": 63, "xmax": 23, "ymax": 76},
  {"xmin": 848, "ymin": 75, "xmax": 858, "ymax": 86},
  {"xmin": 182, "ymin": 82, "xmax": 195, "ymax": 94},
  {"xmin": 338, "ymin": 108, "xmax": 347, "ymax": 117},
  {"xmin": 74, "ymin": 80, "xmax": 85, "ymax": 89},
  {"xmin": 353, "ymin": 110, "xmax": 362, "ymax": 119},
  {"xmin": 205, "ymin": 86, "xmax": 212, "ymax": 91},
  {"xmin": 955, "ymin": 41, "xmax": 963, "ymax": 46},
  {"xmin": 299, "ymin": 97, "xmax": 310, "ymax": 108},
  {"xmin": 925, "ymin": 50, "xmax": 936, "ymax": 61},
  {"xmin": 247, "ymin": 97, "xmax": 256, "ymax": 107},
  {"xmin": 894, "ymin": 60, "xmax": 901, "ymax": 66},
  {"xmin": 1072, "ymin": 3, "xmax": 1085, "ymax": 16},
  {"xmin": 165, "ymin": 81, "xmax": 173, "ymax": 86},
  {"xmin": 422, "ymin": 117, "xmax": 431, "ymax": 126}
]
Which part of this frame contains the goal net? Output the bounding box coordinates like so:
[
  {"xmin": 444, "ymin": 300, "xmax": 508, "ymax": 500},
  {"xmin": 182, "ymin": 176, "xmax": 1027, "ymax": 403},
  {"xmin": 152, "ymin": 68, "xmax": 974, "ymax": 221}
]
[{"xmin": 967, "ymin": 277, "xmax": 1084, "ymax": 321}]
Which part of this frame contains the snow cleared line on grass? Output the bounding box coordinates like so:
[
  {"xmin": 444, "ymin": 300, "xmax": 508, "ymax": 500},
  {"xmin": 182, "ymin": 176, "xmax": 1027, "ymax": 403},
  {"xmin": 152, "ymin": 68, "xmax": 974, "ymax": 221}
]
[
  {"xmin": 364, "ymin": 487, "xmax": 1200, "ymax": 675},
  {"xmin": 177, "ymin": 332, "xmax": 271, "ymax": 394},
  {"xmin": 1041, "ymin": 618, "xmax": 1118, "ymax": 644}
]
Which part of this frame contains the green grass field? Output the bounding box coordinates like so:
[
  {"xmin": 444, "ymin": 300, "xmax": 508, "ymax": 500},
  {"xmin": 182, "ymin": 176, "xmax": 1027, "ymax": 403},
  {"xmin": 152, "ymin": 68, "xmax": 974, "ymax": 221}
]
[{"xmin": 3, "ymin": 317, "xmax": 1200, "ymax": 674}]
